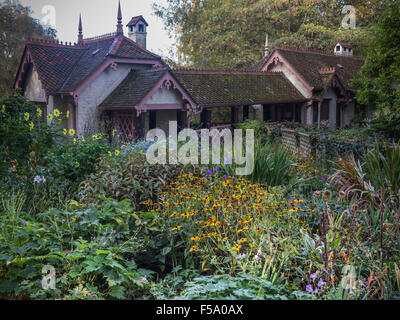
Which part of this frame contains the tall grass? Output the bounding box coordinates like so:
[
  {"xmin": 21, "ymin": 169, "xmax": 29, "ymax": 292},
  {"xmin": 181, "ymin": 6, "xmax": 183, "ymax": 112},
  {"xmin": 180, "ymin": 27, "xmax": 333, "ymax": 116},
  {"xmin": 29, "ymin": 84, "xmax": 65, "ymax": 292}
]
[{"xmin": 248, "ymin": 142, "xmax": 296, "ymax": 187}]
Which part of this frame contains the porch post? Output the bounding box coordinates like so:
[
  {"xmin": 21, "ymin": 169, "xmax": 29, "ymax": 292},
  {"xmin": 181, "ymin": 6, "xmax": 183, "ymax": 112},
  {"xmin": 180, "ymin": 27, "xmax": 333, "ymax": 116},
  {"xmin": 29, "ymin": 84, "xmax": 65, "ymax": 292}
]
[
  {"xmin": 243, "ymin": 106, "xmax": 249, "ymax": 120},
  {"xmin": 135, "ymin": 111, "xmax": 145, "ymax": 140},
  {"xmin": 231, "ymin": 106, "xmax": 239, "ymax": 125},
  {"xmin": 317, "ymin": 101, "xmax": 322, "ymax": 130}
]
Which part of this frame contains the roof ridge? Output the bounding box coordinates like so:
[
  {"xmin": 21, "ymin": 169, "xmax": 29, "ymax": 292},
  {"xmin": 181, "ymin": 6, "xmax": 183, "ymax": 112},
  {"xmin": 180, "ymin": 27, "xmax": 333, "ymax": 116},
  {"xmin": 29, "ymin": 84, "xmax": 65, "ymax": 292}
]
[
  {"xmin": 172, "ymin": 68, "xmax": 278, "ymax": 75},
  {"xmin": 274, "ymin": 44, "xmax": 365, "ymax": 60},
  {"xmin": 84, "ymin": 32, "xmax": 117, "ymax": 42},
  {"xmin": 26, "ymin": 38, "xmax": 87, "ymax": 49}
]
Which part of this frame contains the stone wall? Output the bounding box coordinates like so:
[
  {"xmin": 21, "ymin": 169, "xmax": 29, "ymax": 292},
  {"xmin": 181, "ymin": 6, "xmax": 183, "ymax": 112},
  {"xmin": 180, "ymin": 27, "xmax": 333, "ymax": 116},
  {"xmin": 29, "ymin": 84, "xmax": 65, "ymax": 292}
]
[{"xmin": 281, "ymin": 127, "xmax": 313, "ymax": 157}]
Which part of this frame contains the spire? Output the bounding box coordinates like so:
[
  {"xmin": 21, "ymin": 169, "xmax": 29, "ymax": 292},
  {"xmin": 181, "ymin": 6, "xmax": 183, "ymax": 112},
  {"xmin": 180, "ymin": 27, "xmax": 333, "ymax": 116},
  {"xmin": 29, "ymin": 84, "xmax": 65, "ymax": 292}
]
[
  {"xmin": 264, "ymin": 34, "xmax": 269, "ymax": 57},
  {"xmin": 116, "ymin": 0, "xmax": 123, "ymax": 35},
  {"xmin": 78, "ymin": 14, "xmax": 83, "ymax": 44}
]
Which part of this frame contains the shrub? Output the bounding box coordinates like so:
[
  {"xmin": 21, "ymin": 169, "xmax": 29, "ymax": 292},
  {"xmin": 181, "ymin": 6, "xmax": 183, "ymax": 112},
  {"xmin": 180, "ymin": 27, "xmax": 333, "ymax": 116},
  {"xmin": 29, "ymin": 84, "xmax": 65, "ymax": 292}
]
[
  {"xmin": 0, "ymin": 92, "xmax": 58, "ymax": 182},
  {"xmin": 79, "ymin": 148, "xmax": 200, "ymax": 209},
  {"xmin": 0, "ymin": 197, "xmax": 155, "ymax": 299}
]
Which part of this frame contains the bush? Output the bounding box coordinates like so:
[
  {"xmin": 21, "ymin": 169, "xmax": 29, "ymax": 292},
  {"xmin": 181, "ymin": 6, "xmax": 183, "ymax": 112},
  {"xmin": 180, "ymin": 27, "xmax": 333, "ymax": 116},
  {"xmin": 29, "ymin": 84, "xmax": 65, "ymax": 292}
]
[
  {"xmin": 0, "ymin": 92, "xmax": 58, "ymax": 182},
  {"xmin": 79, "ymin": 147, "xmax": 200, "ymax": 209},
  {"xmin": 0, "ymin": 197, "xmax": 155, "ymax": 299}
]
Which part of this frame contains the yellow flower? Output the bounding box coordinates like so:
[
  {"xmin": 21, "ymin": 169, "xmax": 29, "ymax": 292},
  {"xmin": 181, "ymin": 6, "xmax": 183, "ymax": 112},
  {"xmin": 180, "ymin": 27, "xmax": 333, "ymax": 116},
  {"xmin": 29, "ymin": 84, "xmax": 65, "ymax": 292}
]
[
  {"xmin": 66, "ymin": 111, "xmax": 70, "ymax": 118},
  {"xmin": 29, "ymin": 122, "xmax": 34, "ymax": 130},
  {"xmin": 172, "ymin": 226, "xmax": 182, "ymax": 231},
  {"xmin": 189, "ymin": 245, "xmax": 199, "ymax": 252},
  {"xmin": 63, "ymin": 128, "xmax": 67, "ymax": 135},
  {"xmin": 36, "ymin": 108, "xmax": 42, "ymax": 117},
  {"xmin": 24, "ymin": 112, "xmax": 30, "ymax": 121},
  {"xmin": 232, "ymin": 244, "xmax": 242, "ymax": 251},
  {"xmin": 239, "ymin": 238, "xmax": 247, "ymax": 243},
  {"xmin": 53, "ymin": 109, "xmax": 60, "ymax": 117},
  {"xmin": 112, "ymin": 129, "xmax": 115, "ymax": 137},
  {"xmin": 69, "ymin": 129, "xmax": 76, "ymax": 136},
  {"xmin": 73, "ymin": 138, "xmax": 77, "ymax": 144},
  {"xmin": 114, "ymin": 150, "xmax": 120, "ymax": 156},
  {"xmin": 74, "ymin": 162, "xmax": 80, "ymax": 168},
  {"xmin": 190, "ymin": 236, "xmax": 201, "ymax": 242},
  {"xmin": 47, "ymin": 114, "xmax": 53, "ymax": 120},
  {"xmin": 108, "ymin": 151, "xmax": 112, "ymax": 157},
  {"xmin": 1, "ymin": 105, "xmax": 5, "ymax": 113}
]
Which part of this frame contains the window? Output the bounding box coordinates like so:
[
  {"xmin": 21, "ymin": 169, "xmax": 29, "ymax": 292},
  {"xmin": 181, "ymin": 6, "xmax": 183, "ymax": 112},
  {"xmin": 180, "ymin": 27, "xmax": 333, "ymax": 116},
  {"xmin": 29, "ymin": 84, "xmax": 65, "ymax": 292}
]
[
  {"xmin": 129, "ymin": 26, "xmax": 134, "ymax": 32},
  {"xmin": 336, "ymin": 46, "xmax": 340, "ymax": 51},
  {"xmin": 138, "ymin": 24, "xmax": 144, "ymax": 32}
]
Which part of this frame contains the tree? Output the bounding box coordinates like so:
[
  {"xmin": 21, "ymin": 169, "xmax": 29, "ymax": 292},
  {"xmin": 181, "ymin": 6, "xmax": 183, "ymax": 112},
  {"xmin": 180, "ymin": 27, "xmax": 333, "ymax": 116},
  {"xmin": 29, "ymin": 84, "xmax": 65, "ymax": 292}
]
[
  {"xmin": 0, "ymin": 0, "xmax": 56, "ymax": 96},
  {"xmin": 351, "ymin": 2, "xmax": 400, "ymax": 138},
  {"xmin": 153, "ymin": 0, "xmax": 391, "ymax": 69}
]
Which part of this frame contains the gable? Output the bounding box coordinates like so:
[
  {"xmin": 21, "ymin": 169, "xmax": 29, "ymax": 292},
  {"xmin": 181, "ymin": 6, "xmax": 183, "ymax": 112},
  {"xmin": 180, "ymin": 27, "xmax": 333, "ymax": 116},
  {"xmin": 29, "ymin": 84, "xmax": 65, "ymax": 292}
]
[
  {"xmin": 24, "ymin": 64, "xmax": 46, "ymax": 103},
  {"xmin": 262, "ymin": 47, "xmax": 364, "ymax": 93}
]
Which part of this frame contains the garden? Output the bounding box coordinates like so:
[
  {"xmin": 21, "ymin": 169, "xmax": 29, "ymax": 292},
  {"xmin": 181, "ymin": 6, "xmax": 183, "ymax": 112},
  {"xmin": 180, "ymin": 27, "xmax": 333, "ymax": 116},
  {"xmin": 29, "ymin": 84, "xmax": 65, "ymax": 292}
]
[{"xmin": 0, "ymin": 92, "xmax": 399, "ymax": 300}]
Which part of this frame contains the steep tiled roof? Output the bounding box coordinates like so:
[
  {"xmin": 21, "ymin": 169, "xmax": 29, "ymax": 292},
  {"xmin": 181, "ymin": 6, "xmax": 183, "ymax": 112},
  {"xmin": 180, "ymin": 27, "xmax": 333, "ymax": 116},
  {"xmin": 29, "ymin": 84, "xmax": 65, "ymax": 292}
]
[
  {"xmin": 26, "ymin": 43, "xmax": 85, "ymax": 96},
  {"xmin": 275, "ymin": 47, "xmax": 365, "ymax": 91},
  {"xmin": 59, "ymin": 36, "xmax": 117, "ymax": 93},
  {"xmin": 100, "ymin": 67, "xmax": 168, "ymax": 107},
  {"xmin": 173, "ymin": 70, "xmax": 306, "ymax": 107},
  {"xmin": 253, "ymin": 46, "xmax": 365, "ymax": 92},
  {"xmin": 20, "ymin": 34, "xmax": 162, "ymax": 95}
]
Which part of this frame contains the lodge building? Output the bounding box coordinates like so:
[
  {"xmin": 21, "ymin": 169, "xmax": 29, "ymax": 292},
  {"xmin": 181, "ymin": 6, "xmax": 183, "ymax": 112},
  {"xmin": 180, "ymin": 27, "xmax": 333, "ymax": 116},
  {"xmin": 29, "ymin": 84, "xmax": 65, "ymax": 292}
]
[{"xmin": 14, "ymin": 1, "xmax": 367, "ymax": 141}]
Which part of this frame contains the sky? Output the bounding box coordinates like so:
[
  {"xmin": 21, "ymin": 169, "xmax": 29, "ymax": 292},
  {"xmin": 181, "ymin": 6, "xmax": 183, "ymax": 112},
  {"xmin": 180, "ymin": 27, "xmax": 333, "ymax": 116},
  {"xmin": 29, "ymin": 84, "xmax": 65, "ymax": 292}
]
[{"xmin": 19, "ymin": 0, "xmax": 176, "ymax": 57}]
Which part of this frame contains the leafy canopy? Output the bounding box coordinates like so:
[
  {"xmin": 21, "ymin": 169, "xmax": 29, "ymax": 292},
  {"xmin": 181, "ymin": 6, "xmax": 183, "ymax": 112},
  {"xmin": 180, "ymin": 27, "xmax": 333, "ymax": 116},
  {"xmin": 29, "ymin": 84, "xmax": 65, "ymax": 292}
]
[{"xmin": 154, "ymin": 0, "xmax": 390, "ymax": 69}]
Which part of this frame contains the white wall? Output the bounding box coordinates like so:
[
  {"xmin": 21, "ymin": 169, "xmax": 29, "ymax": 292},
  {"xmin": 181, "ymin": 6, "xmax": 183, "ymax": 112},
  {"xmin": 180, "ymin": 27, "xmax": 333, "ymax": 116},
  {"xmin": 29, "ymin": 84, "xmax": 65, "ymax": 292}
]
[
  {"xmin": 24, "ymin": 66, "xmax": 46, "ymax": 103},
  {"xmin": 146, "ymin": 87, "xmax": 183, "ymax": 105},
  {"xmin": 77, "ymin": 63, "xmax": 133, "ymax": 135}
]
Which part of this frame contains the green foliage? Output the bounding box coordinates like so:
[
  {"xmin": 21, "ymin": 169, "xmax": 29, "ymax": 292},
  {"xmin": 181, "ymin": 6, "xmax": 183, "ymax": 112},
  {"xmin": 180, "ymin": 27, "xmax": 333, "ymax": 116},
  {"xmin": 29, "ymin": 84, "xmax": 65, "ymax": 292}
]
[
  {"xmin": 0, "ymin": 92, "xmax": 58, "ymax": 182},
  {"xmin": 79, "ymin": 148, "xmax": 200, "ymax": 209},
  {"xmin": 0, "ymin": 1, "xmax": 57, "ymax": 95},
  {"xmin": 352, "ymin": 1, "xmax": 400, "ymax": 138},
  {"xmin": 0, "ymin": 197, "xmax": 155, "ymax": 299},
  {"xmin": 41, "ymin": 135, "xmax": 111, "ymax": 194},
  {"xmin": 178, "ymin": 274, "xmax": 305, "ymax": 300},
  {"xmin": 154, "ymin": 0, "xmax": 388, "ymax": 68}
]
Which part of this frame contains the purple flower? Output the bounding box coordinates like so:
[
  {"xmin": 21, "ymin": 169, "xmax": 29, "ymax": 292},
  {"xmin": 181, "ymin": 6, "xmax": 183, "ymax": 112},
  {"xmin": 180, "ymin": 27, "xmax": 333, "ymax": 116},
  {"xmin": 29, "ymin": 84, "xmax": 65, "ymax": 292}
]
[
  {"xmin": 318, "ymin": 278, "xmax": 324, "ymax": 287},
  {"xmin": 206, "ymin": 170, "xmax": 212, "ymax": 175},
  {"xmin": 310, "ymin": 273, "xmax": 317, "ymax": 280},
  {"xmin": 141, "ymin": 276, "xmax": 147, "ymax": 282},
  {"xmin": 312, "ymin": 288, "xmax": 318, "ymax": 294},
  {"xmin": 254, "ymin": 255, "xmax": 260, "ymax": 261},
  {"xmin": 33, "ymin": 175, "xmax": 46, "ymax": 184},
  {"xmin": 358, "ymin": 280, "xmax": 366, "ymax": 288},
  {"xmin": 306, "ymin": 284, "xmax": 313, "ymax": 293},
  {"xmin": 215, "ymin": 166, "xmax": 220, "ymax": 172},
  {"xmin": 224, "ymin": 157, "xmax": 232, "ymax": 165},
  {"xmin": 223, "ymin": 175, "xmax": 228, "ymax": 180},
  {"xmin": 22, "ymin": 219, "xmax": 26, "ymax": 226}
]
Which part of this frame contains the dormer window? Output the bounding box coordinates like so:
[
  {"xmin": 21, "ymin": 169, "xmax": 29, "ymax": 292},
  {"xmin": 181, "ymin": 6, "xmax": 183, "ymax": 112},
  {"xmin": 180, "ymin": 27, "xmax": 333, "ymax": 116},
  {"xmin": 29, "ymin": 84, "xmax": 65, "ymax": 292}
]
[
  {"xmin": 138, "ymin": 24, "xmax": 144, "ymax": 32},
  {"xmin": 336, "ymin": 46, "xmax": 340, "ymax": 51},
  {"xmin": 129, "ymin": 26, "xmax": 134, "ymax": 32}
]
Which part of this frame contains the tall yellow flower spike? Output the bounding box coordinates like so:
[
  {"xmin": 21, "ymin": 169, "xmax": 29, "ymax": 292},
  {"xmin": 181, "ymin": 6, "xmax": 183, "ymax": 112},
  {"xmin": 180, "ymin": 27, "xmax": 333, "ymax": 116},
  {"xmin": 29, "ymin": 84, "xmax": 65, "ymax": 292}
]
[
  {"xmin": 66, "ymin": 111, "xmax": 70, "ymax": 118},
  {"xmin": 1, "ymin": 105, "xmax": 5, "ymax": 113}
]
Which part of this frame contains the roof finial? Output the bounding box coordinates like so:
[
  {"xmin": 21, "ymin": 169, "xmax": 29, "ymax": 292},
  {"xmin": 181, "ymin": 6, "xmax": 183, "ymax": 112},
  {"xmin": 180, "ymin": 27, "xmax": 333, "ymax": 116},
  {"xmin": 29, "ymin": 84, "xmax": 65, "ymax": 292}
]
[
  {"xmin": 265, "ymin": 34, "xmax": 269, "ymax": 57},
  {"xmin": 78, "ymin": 14, "xmax": 83, "ymax": 44},
  {"xmin": 116, "ymin": 0, "xmax": 123, "ymax": 35}
]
